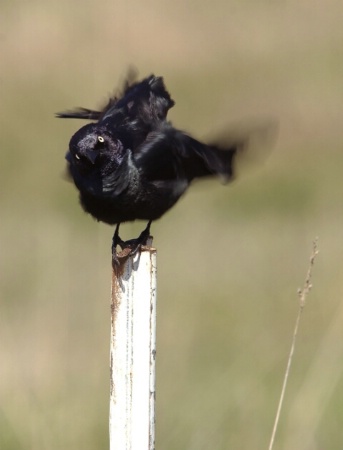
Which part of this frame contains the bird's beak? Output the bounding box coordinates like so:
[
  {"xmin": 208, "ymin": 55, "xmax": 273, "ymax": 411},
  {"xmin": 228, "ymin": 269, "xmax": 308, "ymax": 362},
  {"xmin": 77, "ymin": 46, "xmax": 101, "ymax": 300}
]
[{"xmin": 84, "ymin": 150, "xmax": 99, "ymax": 165}]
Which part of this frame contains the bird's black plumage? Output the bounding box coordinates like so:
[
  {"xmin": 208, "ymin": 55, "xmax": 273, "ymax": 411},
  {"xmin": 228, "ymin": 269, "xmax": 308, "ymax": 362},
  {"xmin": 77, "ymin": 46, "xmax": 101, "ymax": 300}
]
[{"xmin": 57, "ymin": 74, "xmax": 246, "ymax": 262}]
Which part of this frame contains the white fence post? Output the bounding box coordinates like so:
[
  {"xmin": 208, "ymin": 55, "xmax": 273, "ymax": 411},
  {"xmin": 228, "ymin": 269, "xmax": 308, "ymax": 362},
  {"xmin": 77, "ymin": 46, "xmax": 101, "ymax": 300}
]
[{"xmin": 110, "ymin": 247, "xmax": 157, "ymax": 450}]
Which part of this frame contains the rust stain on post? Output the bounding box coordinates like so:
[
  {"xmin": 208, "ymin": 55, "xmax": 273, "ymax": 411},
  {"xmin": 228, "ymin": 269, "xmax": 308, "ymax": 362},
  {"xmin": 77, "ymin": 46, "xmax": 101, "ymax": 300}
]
[{"xmin": 110, "ymin": 254, "xmax": 128, "ymax": 399}]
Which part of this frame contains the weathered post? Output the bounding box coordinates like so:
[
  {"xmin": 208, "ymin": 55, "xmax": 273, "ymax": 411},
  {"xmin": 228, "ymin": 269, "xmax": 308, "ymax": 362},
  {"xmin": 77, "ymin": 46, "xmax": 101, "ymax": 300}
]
[{"xmin": 110, "ymin": 245, "xmax": 157, "ymax": 450}]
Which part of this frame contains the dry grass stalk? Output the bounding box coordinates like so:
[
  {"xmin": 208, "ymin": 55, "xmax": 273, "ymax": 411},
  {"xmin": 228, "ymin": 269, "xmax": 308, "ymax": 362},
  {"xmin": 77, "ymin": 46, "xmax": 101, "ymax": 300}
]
[{"xmin": 268, "ymin": 238, "xmax": 319, "ymax": 450}]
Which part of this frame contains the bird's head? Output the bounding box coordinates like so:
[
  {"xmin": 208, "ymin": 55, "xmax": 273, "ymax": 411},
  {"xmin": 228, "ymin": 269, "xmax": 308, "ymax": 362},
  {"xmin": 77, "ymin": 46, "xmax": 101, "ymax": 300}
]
[
  {"xmin": 67, "ymin": 123, "xmax": 124, "ymax": 168},
  {"xmin": 66, "ymin": 123, "xmax": 125, "ymax": 193}
]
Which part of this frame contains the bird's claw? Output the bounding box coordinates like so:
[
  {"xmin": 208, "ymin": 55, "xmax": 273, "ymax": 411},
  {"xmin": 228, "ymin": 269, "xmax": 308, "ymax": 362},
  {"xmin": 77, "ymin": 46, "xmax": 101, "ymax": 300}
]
[{"xmin": 112, "ymin": 222, "xmax": 152, "ymax": 267}]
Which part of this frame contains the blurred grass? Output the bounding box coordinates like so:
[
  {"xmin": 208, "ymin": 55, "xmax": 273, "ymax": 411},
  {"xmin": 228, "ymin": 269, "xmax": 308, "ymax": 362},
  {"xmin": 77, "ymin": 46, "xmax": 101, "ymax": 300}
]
[{"xmin": 1, "ymin": 0, "xmax": 343, "ymax": 449}]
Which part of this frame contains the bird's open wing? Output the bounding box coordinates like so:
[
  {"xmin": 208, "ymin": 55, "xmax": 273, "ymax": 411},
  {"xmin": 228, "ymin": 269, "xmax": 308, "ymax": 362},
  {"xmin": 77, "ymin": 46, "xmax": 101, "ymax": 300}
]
[
  {"xmin": 100, "ymin": 75, "xmax": 174, "ymax": 123},
  {"xmin": 56, "ymin": 74, "xmax": 174, "ymax": 140},
  {"xmin": 133, "ymin": 125, "xmax": 242, "ymax": 185}
]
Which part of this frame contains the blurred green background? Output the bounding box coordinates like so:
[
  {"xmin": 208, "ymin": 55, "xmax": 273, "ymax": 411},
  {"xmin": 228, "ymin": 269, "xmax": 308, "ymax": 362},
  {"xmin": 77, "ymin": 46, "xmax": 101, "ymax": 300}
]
[{"xmin": 1, "ymin": 0, "xmax": 343, "ymax": 449}]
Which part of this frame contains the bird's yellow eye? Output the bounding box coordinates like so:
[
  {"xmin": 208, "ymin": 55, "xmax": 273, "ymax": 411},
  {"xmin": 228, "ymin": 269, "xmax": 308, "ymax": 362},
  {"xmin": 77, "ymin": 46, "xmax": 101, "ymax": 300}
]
[{"xmin": 98, "ymin": 136, "xmax": 105, "ymax": 143}]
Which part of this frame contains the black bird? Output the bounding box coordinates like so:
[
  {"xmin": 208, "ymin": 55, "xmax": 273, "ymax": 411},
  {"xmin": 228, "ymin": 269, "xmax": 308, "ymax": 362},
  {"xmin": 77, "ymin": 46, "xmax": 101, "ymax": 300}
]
[{"xmin": 57, "ymin": 75, "xmax": 254, "ymax": 264}]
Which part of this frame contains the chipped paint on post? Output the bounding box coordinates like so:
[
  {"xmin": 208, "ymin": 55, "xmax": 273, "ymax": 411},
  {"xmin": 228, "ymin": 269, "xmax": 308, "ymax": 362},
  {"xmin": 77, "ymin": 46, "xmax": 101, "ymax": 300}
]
[{"xmin": 110, "ymin": 247, "xmax": 157, "ymax": 450}]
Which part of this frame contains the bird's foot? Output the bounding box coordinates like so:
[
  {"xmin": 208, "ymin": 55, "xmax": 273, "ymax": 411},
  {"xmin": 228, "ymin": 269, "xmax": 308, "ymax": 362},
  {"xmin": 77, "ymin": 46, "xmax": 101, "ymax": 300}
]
[
  {"xmin": 112, "ymin": 221, "xmax": 153, "ymax": 267},
  {"xmin": 112, "ymin": 223, "xmax": 126, "ymax": 267}
]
